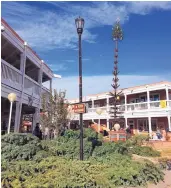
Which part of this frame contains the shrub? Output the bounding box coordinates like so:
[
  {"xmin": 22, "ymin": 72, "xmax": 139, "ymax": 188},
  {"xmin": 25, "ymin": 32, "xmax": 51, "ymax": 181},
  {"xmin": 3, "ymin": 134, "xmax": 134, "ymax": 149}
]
[
  {"xmin": 1, "ymin": 156, "xmax": 164, "ymax": 188},
  {"xmin": 41, "ymin": 137, "xmax": 93, "ymax": 160},
  {"xmin": 158, "ymin": 157, "xmax": 171, "ymax": 170},
  {"xmin": 130, "ymin": 146, "xmax": 160, "ymax": 157},
  {"xmin": 93, "ymin": 141, "xmax": 129, "ymax": 157},
  {"xmin": 1, "ymin": 133, "xmax": 42, "ymax": 161},
  {"xmin": 127, "ymin": 135, "xmax": 149, "ymax": 146}
]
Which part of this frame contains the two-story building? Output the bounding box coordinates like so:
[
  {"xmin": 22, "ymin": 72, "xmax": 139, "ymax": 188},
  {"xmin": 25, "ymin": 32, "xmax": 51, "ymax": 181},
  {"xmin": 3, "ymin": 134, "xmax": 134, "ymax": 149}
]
[
  {"xmin": 69, "ymin": 81, "xmax": 171, "ymax": 134},
  {"xmin": 1, "ymin": 18, "xmax": 53, "ymax": 133}
]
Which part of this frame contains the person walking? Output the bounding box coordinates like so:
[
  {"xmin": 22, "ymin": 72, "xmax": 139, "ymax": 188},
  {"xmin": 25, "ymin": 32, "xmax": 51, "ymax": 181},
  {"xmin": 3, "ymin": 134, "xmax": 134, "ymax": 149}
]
[
  {"xmin": 44, "ymin": 127, "xmax": 49, "ymax": 140},
  {"xmin": 33, "ymin": 123, "xmax": 42, "ymax": 140}
]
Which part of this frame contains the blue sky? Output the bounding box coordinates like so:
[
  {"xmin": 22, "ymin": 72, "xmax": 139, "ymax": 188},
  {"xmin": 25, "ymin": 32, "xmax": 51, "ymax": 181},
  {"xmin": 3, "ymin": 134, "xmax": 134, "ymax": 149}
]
[{"xmin": 2, "ymin": 1, "xmax": 171, "ymax": 99}]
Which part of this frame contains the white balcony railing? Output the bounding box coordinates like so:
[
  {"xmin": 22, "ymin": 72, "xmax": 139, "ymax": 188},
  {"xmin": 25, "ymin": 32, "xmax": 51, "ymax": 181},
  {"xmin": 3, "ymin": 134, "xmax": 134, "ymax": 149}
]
[
  {"xmin": 150, "ymin": 101, "xmax": 160, "ymax": 109},
  {"xmin": 127, "ymin": 102, "xmax": 148, "ymax": 111},
  {"xmin": 84, "ymin": 100, "xmax": 171, "ymax": 115}
]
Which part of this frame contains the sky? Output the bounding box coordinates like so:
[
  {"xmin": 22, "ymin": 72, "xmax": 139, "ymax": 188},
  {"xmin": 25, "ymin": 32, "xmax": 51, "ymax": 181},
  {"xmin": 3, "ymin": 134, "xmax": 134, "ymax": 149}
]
[{"xmin": 1, "ymin": 1, "xmax": 171, "ymax": 99}]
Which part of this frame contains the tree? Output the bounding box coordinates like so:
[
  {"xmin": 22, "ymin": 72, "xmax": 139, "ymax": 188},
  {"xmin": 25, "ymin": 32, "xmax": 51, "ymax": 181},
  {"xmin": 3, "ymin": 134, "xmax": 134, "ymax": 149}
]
[
  {"xmin": 109, "ymin": 19, "xmax": 124, "ymax": 128},
  {"xmin": 40, "ymin": 89, "xmax": 69, "ymax": 136}
]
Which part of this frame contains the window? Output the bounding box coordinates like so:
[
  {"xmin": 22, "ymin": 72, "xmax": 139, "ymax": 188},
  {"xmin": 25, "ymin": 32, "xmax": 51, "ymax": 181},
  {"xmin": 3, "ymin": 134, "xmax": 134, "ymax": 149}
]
[
  {"xmin": 138, "ymin": 119, "xmax": 148, "ymax": 132},
  {"xmin": 128, "ymin": 120, "xmax": 134, "ymax": 129}
]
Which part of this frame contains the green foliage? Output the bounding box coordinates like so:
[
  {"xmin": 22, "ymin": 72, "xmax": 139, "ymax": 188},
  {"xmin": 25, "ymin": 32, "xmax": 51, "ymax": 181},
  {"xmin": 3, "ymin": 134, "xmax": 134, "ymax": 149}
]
[
  {"xmin": 93, "ymin": 141, "xmax": 129, "ymax": 157},
  {"xmin": 127, "ymin": 135, "xmax": 149, "ymax": 146},
  {"xmin": 40, "ymin": 89, "xmax": 69, "ymax": 135},
  {"xmin": 130, "ymin": 146, "xmax": 160, "ymax": 157},
  {"xmin": 1, "ymin": 130, "xmax": 164, "ymax": 187},
  {"xmin": 1, "ymin": 156, "xmax": 164, "ymax": 188},
  {"xmin": 1, "ymin": 133, "xmax": 42, "ymax": 161}
]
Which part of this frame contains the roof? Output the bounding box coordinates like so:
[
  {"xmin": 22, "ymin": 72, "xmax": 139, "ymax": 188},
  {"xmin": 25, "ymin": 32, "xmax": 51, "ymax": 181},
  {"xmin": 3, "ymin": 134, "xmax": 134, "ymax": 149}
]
[
  {"xmin": 69, "ymin": 81, "xmax": 171, "ymax": 101},
  {"xmin": 1, "ymin": 18, "xmax": 53, "ymax": 74}
]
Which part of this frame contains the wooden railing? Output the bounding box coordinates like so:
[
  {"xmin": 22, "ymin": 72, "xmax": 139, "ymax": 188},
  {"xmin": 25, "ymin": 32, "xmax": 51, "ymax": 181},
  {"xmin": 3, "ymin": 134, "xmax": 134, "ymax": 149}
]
[
  {"xmin": 1, "ymin": 59, "xmax": 22, "ymax": 85},
  {"xmin": 24, "ymin": 75, "xmax": 40, "ymax": 96}
]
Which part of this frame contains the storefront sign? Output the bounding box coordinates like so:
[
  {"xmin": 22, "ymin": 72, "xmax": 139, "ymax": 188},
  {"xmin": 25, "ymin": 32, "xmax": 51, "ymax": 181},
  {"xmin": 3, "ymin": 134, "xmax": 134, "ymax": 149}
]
[{"xmin": 72, "ymin": 103, "xmax": 86, "ymax": 114}]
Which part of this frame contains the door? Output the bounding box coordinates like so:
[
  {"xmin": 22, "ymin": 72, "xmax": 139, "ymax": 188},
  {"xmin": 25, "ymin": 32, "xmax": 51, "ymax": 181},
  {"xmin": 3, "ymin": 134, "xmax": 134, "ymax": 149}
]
[
  {"xmin": 138, "ymin": 119, "xmax": 148, "ymax": 132},
  {"xmin": 128, "ymin": 120, "xmax": 134, "ymax": 129}
]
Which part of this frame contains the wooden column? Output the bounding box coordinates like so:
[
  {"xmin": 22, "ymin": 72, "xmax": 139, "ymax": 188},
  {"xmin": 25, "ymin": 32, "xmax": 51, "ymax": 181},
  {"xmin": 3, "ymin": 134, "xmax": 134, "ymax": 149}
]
[
  {"xmin": 14, "ymin": 101, "xmax": 20, "ymax": 132},
  {"xmin": 16, "ymin": 43, "xmax": 27, "ymax": 132}
]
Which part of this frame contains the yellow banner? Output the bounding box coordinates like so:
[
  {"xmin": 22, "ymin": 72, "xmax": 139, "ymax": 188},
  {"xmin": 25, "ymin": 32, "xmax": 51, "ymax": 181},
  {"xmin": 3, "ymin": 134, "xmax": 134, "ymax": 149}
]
[{"xmin": 160, "ymin": 100, "xmax": 167, "ymax": 108}]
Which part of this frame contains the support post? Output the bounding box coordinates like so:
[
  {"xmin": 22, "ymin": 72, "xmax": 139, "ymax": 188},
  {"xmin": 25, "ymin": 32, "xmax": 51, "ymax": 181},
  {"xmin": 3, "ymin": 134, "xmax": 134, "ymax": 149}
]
[
  {"xmin": 125, "ymin": 117, "xmax": 128, "ymax": 128},
  {"xmin": 32, "ymin": 108, "xmax": 39, "ymax": 132},
  {"xmin": 124, "ymin": 94, "xmax": 127, "ymax": 112},
  {"xmin": 92, "ymin": 99, "xmax": 94, "ymax": 108},
  {"xmin": 147, "ymin": 87, "xmax": 150, "ymax": 109},
  {"xmin": 98, "ymin": 118, "xmax": 100, "ymax": 133},
  {"xmin": 14, "ymin": 102, "xmax": 20, "ymax": 132},
  {"xmin": 148, "ymin": 116, "xmax": 152, "ymax": 137},
  {"xmin": 17, "ymin": 43, "xmax": 27, "ymax": 132},
  {"xmin": 107, "ymin": 119, "xmax": 109, "ymax": 131},
  {"xmin": 50, "ymin": 79, "xmax": 52, "ymax": 92},
  {"xmin": 166, "ymin": 86, "xmax": 169, "ymax": 107},
  {"xmin": 106, "ymin": 97, "xmax": 109, "ymax": 112}
]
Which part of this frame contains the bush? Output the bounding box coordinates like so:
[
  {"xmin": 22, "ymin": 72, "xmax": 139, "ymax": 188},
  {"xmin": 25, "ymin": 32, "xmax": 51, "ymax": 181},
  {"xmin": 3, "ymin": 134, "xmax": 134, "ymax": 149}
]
[
  {"xmin": 127, "ymin": 135, "xmax": 149, "ymax": 146},
  {"xmin": 130, "ymin": 146, "xmax": 160, "ymax": 157},
  {"xmin": 1, "ymin": 133, "xmax": 42, "ymax": 161},
  {"xmin": 1, "ymin": 156, "xmax": 164, "ymax": 188},
  {"xmin": 93, "ymin": 141, "xmax": 129, "ymax": 157},
  {"xmin": 41, "ymin": 137, "xmax": 93, "ymax": 160}
]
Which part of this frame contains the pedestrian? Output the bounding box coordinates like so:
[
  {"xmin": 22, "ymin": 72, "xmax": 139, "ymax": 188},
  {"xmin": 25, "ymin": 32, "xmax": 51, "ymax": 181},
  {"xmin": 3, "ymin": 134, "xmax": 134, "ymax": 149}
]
[
  {"xmin": 156, "ymin": 127, "xmax": 162, "ymax": 139},
  {"xmin": 33, "ymin": 123, "xmax": 42, "ymax": 140},
  {"xmin": 44, "ymin": 127, "xmax": 49, "ymax": 140},
  {"xmin": 125, "ymin": 125, "xmax": 131, "ymax": 139}
]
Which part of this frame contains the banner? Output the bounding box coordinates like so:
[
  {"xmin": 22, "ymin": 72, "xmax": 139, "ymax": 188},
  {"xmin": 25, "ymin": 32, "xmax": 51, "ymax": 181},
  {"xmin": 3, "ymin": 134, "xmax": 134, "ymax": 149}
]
[{"xmin": 160, "ymin": 100, "xmax": 167, "ymax": 108}]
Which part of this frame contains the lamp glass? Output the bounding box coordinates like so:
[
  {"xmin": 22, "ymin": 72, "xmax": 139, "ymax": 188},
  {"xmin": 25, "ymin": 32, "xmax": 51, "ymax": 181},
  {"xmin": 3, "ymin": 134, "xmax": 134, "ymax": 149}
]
[
  {"xmin": 8, "ymin": 93, "xmax": 17, "ymax": 102},
  {"xmin": 75, "ymin": 17, "xmax": 84, "ymax": 29}
]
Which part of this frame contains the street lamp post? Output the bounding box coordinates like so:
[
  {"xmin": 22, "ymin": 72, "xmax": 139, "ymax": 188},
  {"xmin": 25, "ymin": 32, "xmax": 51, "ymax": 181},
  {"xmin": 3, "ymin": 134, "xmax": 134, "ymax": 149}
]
[
  {"xmin": 75, "ymin": 16, "xmax": 84, "ymax": 160},
  {"xmin": 7, "ymin": 93, "xmax": 17, "ymax": 134}
]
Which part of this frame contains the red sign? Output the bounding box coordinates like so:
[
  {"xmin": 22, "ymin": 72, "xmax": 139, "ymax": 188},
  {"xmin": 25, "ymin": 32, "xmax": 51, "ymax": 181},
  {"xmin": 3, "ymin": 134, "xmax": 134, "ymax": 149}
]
[{"xmin": 72, "ymin": 103, "xmax": 86, "ymax": 114}]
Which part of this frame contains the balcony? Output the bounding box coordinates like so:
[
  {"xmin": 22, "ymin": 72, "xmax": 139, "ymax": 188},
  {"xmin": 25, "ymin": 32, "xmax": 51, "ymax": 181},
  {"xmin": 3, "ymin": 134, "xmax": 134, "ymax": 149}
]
[
  {"xmin": 1, "ymin": 59, "xmax": 22, "ymax": 90},
  {"xmin": 71, "ymin": 100, "xmax": 171, "ymax": 120},
  {"xmin": 1, "ymin": 59, "xmax": 50, "ymax": 99}
]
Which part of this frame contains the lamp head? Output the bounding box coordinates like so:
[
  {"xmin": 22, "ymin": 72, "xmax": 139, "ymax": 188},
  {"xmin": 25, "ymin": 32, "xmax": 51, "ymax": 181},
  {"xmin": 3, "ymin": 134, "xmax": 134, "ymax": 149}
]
[
  {"xmin": 8, "ymin": 93, "xmax": 17, "ymax": 102},
  {"xmin": 75, "ymin": 16, "xmax": 84, "ymax": 35}
]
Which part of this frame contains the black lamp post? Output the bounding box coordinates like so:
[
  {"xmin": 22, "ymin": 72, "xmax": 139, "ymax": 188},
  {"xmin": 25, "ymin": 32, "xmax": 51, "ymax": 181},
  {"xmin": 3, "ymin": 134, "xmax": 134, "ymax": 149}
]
[{"xmin": 75, "ymin": 16, "xmax": 84, "ymax": 160}]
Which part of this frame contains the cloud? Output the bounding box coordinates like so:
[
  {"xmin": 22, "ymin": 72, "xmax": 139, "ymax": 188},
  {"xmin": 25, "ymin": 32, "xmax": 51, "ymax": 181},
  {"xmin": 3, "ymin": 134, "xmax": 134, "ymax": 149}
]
[
  {"xmin": 64, "ymin": 60, "xmax": 75, "ymax": 63},
  {"xmin": 47, "ymin": 63, "xmax": 67, "ymax": 72},
  {"xmin": 43, "ymin": 74, "xmax": 171, "ymax": 99},
  {"xmin": 82, "ymin": 58, "xmax": 90, "ymax": 61},
  {"xmin": 2, "ymin": 1, "xmax": 171, "ymax": 51}
]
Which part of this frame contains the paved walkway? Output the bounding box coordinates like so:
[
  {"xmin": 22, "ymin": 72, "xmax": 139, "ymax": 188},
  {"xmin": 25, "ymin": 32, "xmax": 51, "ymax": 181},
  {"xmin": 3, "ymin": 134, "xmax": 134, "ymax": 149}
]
[{"xmin": 148, "ymin": 170, "xmax": 171, "ymax": 188}]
